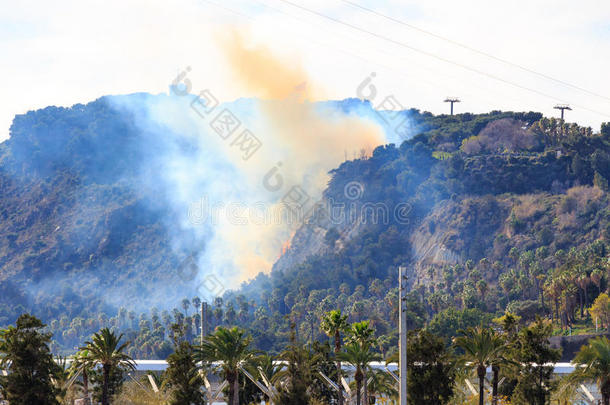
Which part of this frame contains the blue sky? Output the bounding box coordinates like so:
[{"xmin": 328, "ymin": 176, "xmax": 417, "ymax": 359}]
[{"xmin": 2, "ymin": 0, "xmax": 610, "ymax": 141}]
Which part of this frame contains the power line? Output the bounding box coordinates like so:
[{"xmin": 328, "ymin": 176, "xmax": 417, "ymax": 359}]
[
  {"xmin": 340, "ymin": 0, "xmax": 610, "ymax": 103},
  {"xmin": 201, "ymin": 0, "xmax": 609, "ymax": 120},
  {"xmin": 249, "ymin": 0, "xmax": 506, "ymax": 106},
  {"xmin": 275, "ymin": 0, "xmax": 610, "ymax": 119},
  {"xmin": 201, "ymin": 0, "xmax": 503, "ymax": 110}
]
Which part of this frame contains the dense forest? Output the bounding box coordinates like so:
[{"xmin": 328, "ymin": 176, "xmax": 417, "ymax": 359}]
[{"xmin": 2, "ymin": 94, "xmax": 610, "ymax": 360}]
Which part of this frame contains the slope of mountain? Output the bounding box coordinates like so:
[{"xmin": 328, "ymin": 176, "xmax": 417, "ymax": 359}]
[
  {"xmin": 2, "ymin": 94, "xmax": 610, "ymax": 356},
  {"xmin": 236, "ymin": 112, "xmax": 610, "ymax": 350},
  {"xmin": 0, "ymin": 96, "xmax": 188, "ymax": 323},
  {"xmin": 0, "ymin": 93, "xmax": 408, "ymax": 326}
]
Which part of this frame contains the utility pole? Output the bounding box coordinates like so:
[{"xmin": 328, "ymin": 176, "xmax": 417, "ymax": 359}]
[
  {"xmin": 399, "ymin": 266, "xmax": 408, "ymax": 405},
  {"xmin": 554, "ymin": 104, "xmax": 572, "ymax": 122},
  {"xmin": 444, "ymin": 97, "xmax": 460, "ymax": 115},
  {"xmin": 200, "ymin": 302, "xmax": 207, "ymax": 346}
]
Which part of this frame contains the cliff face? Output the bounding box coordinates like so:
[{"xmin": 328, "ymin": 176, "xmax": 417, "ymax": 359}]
[
  {"xmin": 272, "ymin": 223, "xmax": 327, "ymax": 274},
  {"xmin": 272, "ymin": 198, "xmax": 465, "ymax": 280},
  {"xmin": 270, "ymin": 182, "xmax": 610, "ymax": 300},
  {"xmin": 408, "ymin": 197, "xmax": 509, "ymax": 285},
  {"xmin": 410, "ymin": 213, "xmax": 462, "ymax": 285},
  {"xmin": 272, "ymin": 198, "xmax": 497, "ymax": 285},
  {"xmin": 272, "ymin": 198, "xmax": 370, "ymax": 273}
]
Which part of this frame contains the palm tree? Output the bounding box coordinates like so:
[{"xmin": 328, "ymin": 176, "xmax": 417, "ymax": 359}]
[
  {"xmin": 254, "ymin": 354, "xmax": 282, "ymax": 404},
  {"xmin": 181, "ymin": 298, "xmax": 191, "ymax": 316},
  {"xmin": 321, "ymin": 309, "xmax": 349, "ymax": 405},
  {"xmin": 338, "ymin": 343, "xmax": 381, "ymax": 405},
  {"xmin": 347, "ymin": 320, "xmax": 376, "ymax": 405},
  {"xmin": 68, "ymin": 349, "xmax": 94, "ymax": 405},
  {"xmin": 346, "ymin": 320, "xmax": 376, "ymax": 346},
  {"xmin": 273, "ymin": 340, "xmax": 320, "ymax": 404},
  {"xmin": 552, "ymin": 374, "xmax": 580, "ymax": 405},
  {"xmin": 79, "ymin": 328, "xmax": 135, "ymax": 405},
  {"xmin": 453, "ymin": 327, "xmax": 506, "ymax": 405},
  {"xmin": 571, "ymin": 336, "xmax": 610, "ymax": 405},
  {"xmin": 366, "ymin": 368, "xmax": 398, "ymax": 403},
  {"xmin": 196, "ymin": 326, "xmax": 256, "ymax": 405}
]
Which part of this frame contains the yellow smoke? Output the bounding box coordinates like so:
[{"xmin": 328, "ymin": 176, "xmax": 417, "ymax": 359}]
[
  {"xmin": 220, "ymin": 28, "xmax": 319, "ymax": 100},
  {"xmin": 217, "ymin": 29, "xmax": 385, "ymax": 280}
]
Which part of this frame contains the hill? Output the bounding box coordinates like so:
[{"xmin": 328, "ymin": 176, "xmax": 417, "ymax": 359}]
[
  {"xmin": 2, "ymin": 94, "xmax": 610, "ymax": 357},
  {"xmin": 236, "ymin": 111, "xmax": 610, "ymax": 352}
]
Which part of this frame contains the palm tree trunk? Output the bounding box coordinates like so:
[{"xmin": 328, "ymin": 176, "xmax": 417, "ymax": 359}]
[
  {"xmin": 584, "ymin": 283, "xmax": 588, "ymax": 308},
  {"xmin": 101, "ymin": 364, "xmax": 110, "ymax": 405},
  {"xmin": 335, "ymin": 332, "xmax": 344, "ymax": 405},
  {"xmin": 602, "ymin": 379, "xmax": 610, "ymax": 405},
  {"xmin": 491, "ymin": 365, "xmax": 499, "ymax": 405},
  {"xmin": 356, "ymin": 371, "xmax": 362, "ymax": 405},
  {"xmin": 227, "ymin": 371, "xmax": 239, "ymax": 405},
  {"xmin": 579, "ymin": 288, "xmax": 584, "ymax": 317},
  {"xmin": 478, "ymin": 365, "xmax": 485, "ymax": 405},
  {"xmin": 310, "ymin": 318, "xmax": 314, "ymax": 343},
  {"xmin": 83, "ymin": 369, "xmax": 90, "ymax": 405},
  {"xmin": 227, "ymin": 372, "xmax": 236, "ymax": 405},
  {"xmin": 232, "ymin": 377, "xmax": 239, "ymax": 405},
  {"xmin": 538, "ymin": 367, "xmax": 545, "ymax": 405},
  {"xmin": 363, "ymin": 368, "xmax": 368, "ymax": 405}
]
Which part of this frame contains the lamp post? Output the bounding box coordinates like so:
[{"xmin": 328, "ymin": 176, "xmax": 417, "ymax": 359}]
[{"xmin": 399, "ymin": 266, "xmax": 408, "ymax": 405}]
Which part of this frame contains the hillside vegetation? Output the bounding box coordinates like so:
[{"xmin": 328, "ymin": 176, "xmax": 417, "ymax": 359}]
[{"xmin": 1, "ymin": 95, "xmax": 610, "ymax": 357}]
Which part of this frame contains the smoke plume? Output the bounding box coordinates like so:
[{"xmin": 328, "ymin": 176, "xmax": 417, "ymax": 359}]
[{"xmin": 109, "ymin": 29, "xmax": 387, "ymax": 298}]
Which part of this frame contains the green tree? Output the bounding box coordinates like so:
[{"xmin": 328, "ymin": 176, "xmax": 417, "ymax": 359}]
[
  {"xmin": 428, "ymin": 308, "xmax": 492, "ymax": 344},
  {"xmin": 570, "ymin": 336, "xmax": 610, "ymax": 405},
  {"xmin": 589, "ymin": 293, "xmax": 610, "ymax": 329},
  {"xmin": 79, "ymin": 328, "xmax": 135, "ymax": 405},
  {"xmin": 346, "ymin": 320, "xmax": 376, "ymax": 346},
  {"xmin": 338, "ymin": 343, "xmax": 380, "ymax": 405},
  {"xmin": 181, "ymin": 298, "xmax": 191, "ymax": 316},
  {"xmin": 310, "ymin": 341, "xmax": 341, "ymax": 404},
  {"xmin": 492, "ymin": 312, "xmax": 521, "ymax": 338},
  {"xmin": 367, "ymin": 369, "xmax": 398, "ymax": 403},
  {"xmin": 192, "ymin": 297, "xmax": 202, "ymax": 315},
  {"xmin": 0, "ymin": 314, "xmax": 61, "ymax": 405},
  {"xmin": 253, "ymin": 354, "xmax": 282, "ymax": 404},
  {"xmin": 407, "ymin": 329, "xmax": 456, "ymax": 404},
  {"xmin": 512, "ymin": 318, "xmax": 561, "ymax": 405},
  {"xmin": 492, "ymin": 312, "xmax": 522, "ymax": 401},
  {"xmin": 346, "ymin": 320, "xmax": 376, "ymax": 404},
  {"xmin": 53, "ymin": 356, "xmax": 71, "ymax": 404},
  {"xmin": 453, "ymin": 326, "xmax": 506, "ymax": 405},
  {"xmin": 552, "ymin": 374, "xmax": 580, "ymax": 405},
  {"xmin": 68, "ymin": 349, "xmax": 94, "ymax": 405},
  {"xmin": 197, "ymin": 326, "xmax": 255, "ymax": 405},
  {"xmin": 275, "ymin": 339, "xmax": 318, "ymax": 405},
  {"xmin": 89, "ymin": 366, "xmax": 125, "ymax": 404},
  {"xmin": 320, "ymin": 309, "xmax": 349, "ymax": 405},
  {"xmin": 165, "ymin": 341, "xmax": 204, "ymax": 405}
]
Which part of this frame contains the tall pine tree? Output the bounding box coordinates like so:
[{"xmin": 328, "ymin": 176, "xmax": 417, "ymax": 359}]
[
  {"xmin": 0, "ymin": 314, "xmax": 61, "ymax": 405},
  {"xmin": 165, "ymin": 340, "xmax": 205, "ymax": 405}
]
